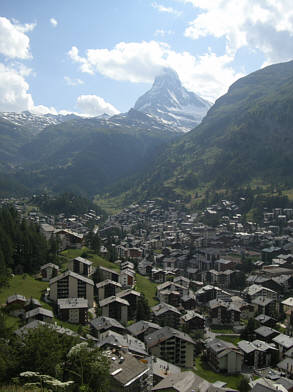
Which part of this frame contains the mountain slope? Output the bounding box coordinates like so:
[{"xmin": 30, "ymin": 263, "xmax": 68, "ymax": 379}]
[
  {"xmin": 0, "ymin": 111, "xmax": 79, "ymax": 135},
  {"xmin": 13, "ymin": 110, "xmax": 179, "ymax": 195},
  {"xmin": 112, "ymin": 60, "xmax": 293, "ymax": 203},
  {"xmin": 134, "ymin": 67, "xmax": 211, "ymax": 132}
]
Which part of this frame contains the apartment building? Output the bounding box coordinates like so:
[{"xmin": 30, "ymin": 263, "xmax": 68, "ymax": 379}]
[{"xmin": 49, "ymin": 270, "xmax": 94, "ymax": 307}]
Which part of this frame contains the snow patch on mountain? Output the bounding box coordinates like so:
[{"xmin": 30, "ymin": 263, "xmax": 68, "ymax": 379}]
[
  {"xmin": 0, "ymin": 111, "xmax": 79, "ymax": 135},
  {"xmin": 134, "ymin": 67, "xmax": 212, "ymax": 132}
]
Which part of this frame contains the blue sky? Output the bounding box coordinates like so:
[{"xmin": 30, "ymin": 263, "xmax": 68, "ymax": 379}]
[{"xmin": 1, "ymin": 0, "xmax": 293, "ymax": 116}]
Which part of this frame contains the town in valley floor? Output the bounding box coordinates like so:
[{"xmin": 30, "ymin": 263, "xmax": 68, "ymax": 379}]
[{"xmin": 1, "ymin": 194, "xmax": 293, "ymax": 392}]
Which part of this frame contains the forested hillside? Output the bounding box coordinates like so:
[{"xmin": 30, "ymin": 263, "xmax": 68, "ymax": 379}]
[
  {"xmin": 108, "ymin": 60, "xmax": 293, "ymax": 205},
  {"xmin": 0, "ymin": 206, "xmax": 59, "ymax": 286}
]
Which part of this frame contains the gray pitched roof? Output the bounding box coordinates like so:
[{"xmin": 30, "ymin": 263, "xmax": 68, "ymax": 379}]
[
  {"xmin": 98, "ymin": 330, "xmax": 147, "ymax": 356},
  {"xmin": 90, "ymin": 316, "xmax": 125, "ymax": 331},
  {"xmin": 206, "ymin": 338, "xmax": 236, "ymax": 354},
  {"xmin": 50, "ymin": 270, "xmax": 94, "ymax": 286},
  {"xmin": 152, "ymin": 302, "xmax": 181, "ymax": 316},
  {"xmin": 255, "ymin": 326, "xmax": 278, "ymax": 338},
  {"xmin": 109, "ymin": 352, "xmax": 149, "ymax": 387},
  {"xmin": 57, "ymin": 298, "xmax": 88, "ymax": 309},
  {"xmin": 145, "ymin": 326, "xmax": 195, "ymax": 349},
  {"xmin": 273, "ymin": 334, "xmax": 293, "ymax": 349},
  {"xmin": 74, "ymin": 256, "xmax": 93, "ymax": 266},
  {"xmin": 99, "ymin": 296, "xmax": 130, "ymax": 307},
  {"xmin": 25, "ymin": 307, "xmax": 54, "ymax": 319},
  {"xmin": 15, "ymin": 320, "xmax": 81, "ymax": 339},
  {"xmin": 40, "ymin": 263, "xmax": 59, "ymax": 270},
  {"xmin": 152, "ymin": 371, "xmax": 210, "ymax": 392},
  {"xmin": 6, "ymin": 294, "xmax": 27, "ymax": 304},
  {"xmin": 127, "ymin": 320, "xmax": 161, "ymax": 337},
  {"xmin": 277, "ymin": 357, "xmax": 293, "ymax": 374},
  {"xmin": 96, "ymin": 279, "xmax": 122, "ymax": 289}
]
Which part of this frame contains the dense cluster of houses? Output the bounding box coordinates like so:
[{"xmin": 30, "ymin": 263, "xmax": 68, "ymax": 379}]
[{"xmin": 3, "ymin": 197, "xmax": 293, "ymax": 392}]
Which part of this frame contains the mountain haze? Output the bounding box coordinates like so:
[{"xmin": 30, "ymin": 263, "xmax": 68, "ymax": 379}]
[{"xmin": 0, "ymin": 110, "xmax": 179, "ymax": 196}]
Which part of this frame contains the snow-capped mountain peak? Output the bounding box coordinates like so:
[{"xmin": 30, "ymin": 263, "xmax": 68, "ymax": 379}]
[{"xmin": 134, "ymin": 67, "xmax": 212, "ymax": 132}]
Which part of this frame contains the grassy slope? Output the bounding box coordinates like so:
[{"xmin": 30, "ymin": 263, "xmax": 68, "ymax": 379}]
[
  {"xmin": 61, "ymin": 248, "xmax": 158, "ymax": 306},
  {"xmin": 0, "ymin": 275, "xmax": 48, "ymax": 307},
  {"xmin": 194, "ymin": 356, "xmax": 243, "ymax": 389},
  {"xmin": 0, "ymin": 248, "xmax": 158, "ymax": 332},
  {"xmin": 0, "ymin": 275, "xmax": 82, "ymax": 332}
]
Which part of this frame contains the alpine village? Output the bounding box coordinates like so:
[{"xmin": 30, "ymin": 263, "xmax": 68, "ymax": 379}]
[{"xmin": 2, "ymin": 60, "xmax": 293, "ymax": 392}]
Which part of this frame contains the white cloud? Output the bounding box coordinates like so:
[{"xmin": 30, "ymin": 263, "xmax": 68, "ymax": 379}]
[
  {"xmin": 64, "ymin": 76, "xmax": 84, "ymax": 86},
  {"xmin": 0, "ymin": 62, "xmax": 59, "ymax": 114},
  {"xmin": 152, "ymin": 2, "xmax": 182, "ymax": 16},
  {"xmin": 31, "ymin": 105, "xmax": 58, "ymax": 115},
  {"xmin": 76, "ymin": 95, "xmax": 119, "ymax": 116},
  {"xmin": 183, "ymin": 0, "xmax": 293, "ymax": 64},
  {"xmin": 68, "ymin": 41, "xmax": 243, "ymax": 101},
  {"xmin": 155, "ymin": 29, "xmax": 174, "ymax": 37},
  {"xmin": 0, "ymin": 17, "xmax": 35, "ymax": 59},
  {"xmin": 0, "ymin": 63, "xmax": 34, "ymax": 112},
  {"xmin": 50, "ymin": 18, "xmax": 58, "ymax": 27}
]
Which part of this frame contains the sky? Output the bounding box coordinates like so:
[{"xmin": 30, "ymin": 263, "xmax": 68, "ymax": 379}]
[{"xmin": 1, "ymin": 0, "xmax": 293, "ymax": 117}]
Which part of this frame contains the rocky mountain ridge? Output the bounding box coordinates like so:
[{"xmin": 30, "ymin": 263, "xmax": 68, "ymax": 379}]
[{"xmin": 134, "ymin": 67, "xmax": 211, "ymax": 132}]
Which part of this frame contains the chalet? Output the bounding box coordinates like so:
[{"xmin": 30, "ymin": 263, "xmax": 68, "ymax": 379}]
[
  {"xmin": 152, "ymin": 269, "xmax": 165, "ymax": 283},
  {"xmin": 6, "ymin": 294, "xmax": 27, "ymax": 316},
  {"xmin": 150, "ymin": 357, "xmax": 181, "ymax": 386},
  {"xmin": 152, "ymin": 302, "xmax": 181, "ymax": 329},
  {"xmin": 152, "ymin": 371, "xmax": 211, "ymax": 392},
  {"xmin": 108, "ymin": 351, "xmax": 150, "ymax": 392},
  {"xmin": 262, "ymin": 246, "xmax": 282, "ymax": 263},
  {"xmin": 49, "ymin": 270, "xmax": 94, "ymax": 307},
  {"xmin": 24, "ymin": 297, "xmax": 41, "ymax": 312},
  {"xmin": 40, "ymin": 223, "xmax": 55, "ymax": 240},
  {"xmin": 127, "ymin": 320, "xmax": 161, "ymax": 341},
  {"xmin": 158, "ymin": 289, "xmax": 181, "ymax": 308},
  {"xmin": 68, "ymin": 256, "xmax": 93, "ymax": 277},
  {"xmin": 25, "ymin": 307, "xmax": 54, "ymax": 324},
  {"xmin": 40, "ymin": 263, "xmax": 59, "ymax": 281},
  {"xmin": 98, "ymin": 330, "xmax": 148, "ymax": 357},
  {"xmin": 116, "ymin": 289, "xmax": 140, "ymax": 320},
  {"xmin": 128, "ymin": 247, "xmax": 143, "ymax": 259},
  {"xmin": 277, "ymin": 357, "xmax": 293, "ymax": 378},
  {"xmin": 208, "ymin": 269, "xmax": 234, "ymax": 289},
  {"xmin": 120, "ymin": 261, "xmax": 135, "ymax": 270},
  {"xmin": 157, "ymin": 281, "xmax": 188, "ymax": 298},
  {"xmin": 208, "ymin": 299, "xmax": 241, "ymax": 326},
  {"xmin": 173, "ymin": 276, "xmax": 190, "ymax": 289},
  {"xmin": 181, "ymin": 293, "xmax": 196, "ymax": 310},
  {"xmin": 206, "ymin": 338, "xmax": 244, "ymax": 374},
  {"xmin": 137, "ymin": 260, "xmax": 153, "ymax": 276},
  {"xmin": 196, "ymin": 285, "xmax": 218, "ymax": 305},
  {"xmin": 55, "ymin": 229, "xmax": 83, "ymax": 250},
  {"xmin": 254, "ymin": 326, "xmax": 279, "ymax": 343},
  {"xmin": 57, "ymin": 297, "xmax": 88, "ymax": 324},
  {"xmin": 181, "ymin": 310, "xmax": 205, "ymax": 332},
  {"xmin": 282, "ymin": 297, "xmax": 293, "ymax": 313},
  {"xmin": 96, "ymin": 279, "xmax": 122, "ymax": 301},
  {"xmin": 251, "ymin": 296, "xmax": 277, "ymax": 317},
  {"xmin": 90, "ymin": 316, "xmax": 126, "ymax": 338},
  {"xmin": 238, "ymin": 339, "xmax": 277, "ymax": 368},
  {"xmin": 145, "ymin": 326, "xmax": 196, "ymax": 368},
  {"xmin": 273, "ymin": 333, "xmax": 293, "ymax": 360},
  {"xmin": 99, "ymin": 296, "xmax": 129, "ymax": 324},
  {"xmin": 99, "ymin": 266, "xmax": 120, "ymax": 282},
  {"xmin": 243, "ymin": 284, "xmax": 278, "ymax": 302},
  {"xmin": 255, "ymin": 314, "xmax": 277, "ymax": 328},
  {"xmin": 119, "ymin": 268, "xmax": 135, "ymax": 288}
]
